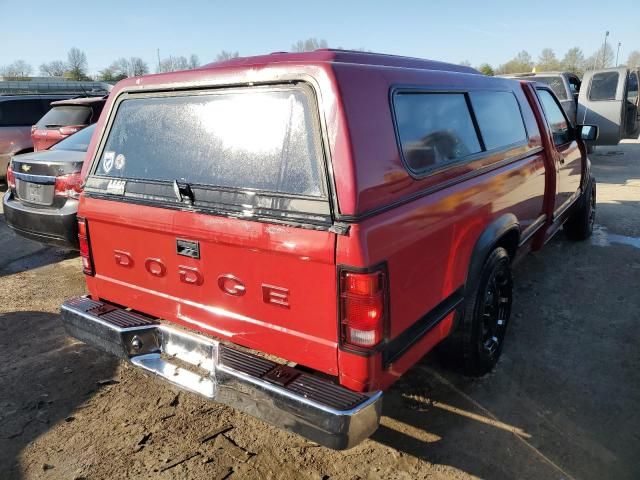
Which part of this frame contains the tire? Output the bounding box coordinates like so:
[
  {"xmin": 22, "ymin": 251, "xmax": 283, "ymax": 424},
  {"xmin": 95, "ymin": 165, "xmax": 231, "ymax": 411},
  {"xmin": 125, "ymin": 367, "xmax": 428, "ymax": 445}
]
[
  {"xmin": 439, "ymin": 247, "xmax": 513, "ymax": 376},
  {"xmin": 564, "ymin": 176, "xmax": 596, "ymax": 241}
]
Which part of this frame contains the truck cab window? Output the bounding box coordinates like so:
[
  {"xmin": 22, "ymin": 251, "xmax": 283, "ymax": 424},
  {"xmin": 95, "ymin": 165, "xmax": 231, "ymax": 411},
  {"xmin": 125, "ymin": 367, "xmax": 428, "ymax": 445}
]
[{"xmin": 537, "ymin": 89, "xmax": 573, "ymax": 146}]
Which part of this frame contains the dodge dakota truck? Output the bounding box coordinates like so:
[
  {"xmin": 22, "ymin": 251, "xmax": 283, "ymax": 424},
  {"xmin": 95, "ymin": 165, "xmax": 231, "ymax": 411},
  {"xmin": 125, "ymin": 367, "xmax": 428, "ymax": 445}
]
[{"xmin": 60, "ymin": 50, "xmax": 598, "ymax": 449}]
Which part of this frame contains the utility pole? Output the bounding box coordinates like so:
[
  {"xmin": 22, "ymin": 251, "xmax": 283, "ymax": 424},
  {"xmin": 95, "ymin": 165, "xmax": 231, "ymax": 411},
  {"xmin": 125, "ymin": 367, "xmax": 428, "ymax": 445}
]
[
  {"xmin": 157, "ymin": 49, "xmax": 161, "ymax": 72},
  {"xmin": 616, "ymin": 42, "xmax": 622, "ymax": 67},
  {"xmin": 602, "ymin": 31, "xmax": 610, "ymax": 68}
]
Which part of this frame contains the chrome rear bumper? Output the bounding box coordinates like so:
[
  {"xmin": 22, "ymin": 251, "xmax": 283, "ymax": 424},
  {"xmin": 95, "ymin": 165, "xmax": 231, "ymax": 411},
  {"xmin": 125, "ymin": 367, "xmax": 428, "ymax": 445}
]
[{"xmin": 60, "ymin": 297, "xmax": 382, "ymax": 449}]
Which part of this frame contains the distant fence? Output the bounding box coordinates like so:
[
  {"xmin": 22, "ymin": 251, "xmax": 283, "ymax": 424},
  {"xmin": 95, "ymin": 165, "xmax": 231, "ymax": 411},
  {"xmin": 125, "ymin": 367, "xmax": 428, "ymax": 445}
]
[{"xmin": 0, "ymin": 80, "xmax": 111, "ymax": 96}]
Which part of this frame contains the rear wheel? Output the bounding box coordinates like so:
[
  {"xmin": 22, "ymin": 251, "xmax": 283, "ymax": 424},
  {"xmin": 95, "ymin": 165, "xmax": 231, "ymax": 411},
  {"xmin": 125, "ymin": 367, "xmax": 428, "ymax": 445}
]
[
  {"xmin": 440, "ymin": 247, "xmax": 513, "ymax": 376},
  {"xmin": 564, "ymin": 176, "xmax": 596, "ymax": 241}
]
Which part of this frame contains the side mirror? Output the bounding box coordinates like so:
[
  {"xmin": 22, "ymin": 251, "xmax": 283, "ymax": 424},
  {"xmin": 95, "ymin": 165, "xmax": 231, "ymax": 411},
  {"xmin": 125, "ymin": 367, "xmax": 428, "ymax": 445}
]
[{"xmin": 579, "ymin": 124, "xmax": 599, "ymax": 141}]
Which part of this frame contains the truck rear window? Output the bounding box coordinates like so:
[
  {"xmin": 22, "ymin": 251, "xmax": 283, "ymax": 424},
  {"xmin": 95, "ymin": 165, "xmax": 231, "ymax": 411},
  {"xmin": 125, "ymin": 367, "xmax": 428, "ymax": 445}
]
[{"xmin": 96, "ymin": 86, "xmax": 326, "ymax": 198}]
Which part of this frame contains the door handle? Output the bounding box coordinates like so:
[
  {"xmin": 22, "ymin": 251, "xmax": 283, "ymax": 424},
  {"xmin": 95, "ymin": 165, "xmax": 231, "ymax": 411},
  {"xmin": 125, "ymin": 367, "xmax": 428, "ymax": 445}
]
[{"xmin": 559, "ymin": 156, "xmax": 565, "ymax": 165}]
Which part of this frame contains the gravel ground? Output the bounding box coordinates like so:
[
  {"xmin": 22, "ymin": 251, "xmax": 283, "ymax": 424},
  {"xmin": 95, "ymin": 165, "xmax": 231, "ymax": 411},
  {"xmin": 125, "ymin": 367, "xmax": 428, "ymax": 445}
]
[{"xmin": 1, "ymin": 140, "xmax": 639, "ymax": 480}]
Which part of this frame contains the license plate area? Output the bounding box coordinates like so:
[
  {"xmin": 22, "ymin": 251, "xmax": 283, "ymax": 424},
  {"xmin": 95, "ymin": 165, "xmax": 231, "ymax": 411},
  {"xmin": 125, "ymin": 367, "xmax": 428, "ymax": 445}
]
[{"xmin": 16, "ymin": 179, "xmax": 55, "ymax": 205}]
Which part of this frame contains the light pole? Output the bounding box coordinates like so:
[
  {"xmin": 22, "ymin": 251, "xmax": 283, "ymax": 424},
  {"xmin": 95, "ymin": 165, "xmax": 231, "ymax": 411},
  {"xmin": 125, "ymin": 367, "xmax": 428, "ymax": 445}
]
[
  {"xmin": 602, "ymin": 31, "xmax": 610, "ymax": 68},
  {"xmin": 616, "ymin": 42, "xmax": 622, "ymax": 67}
]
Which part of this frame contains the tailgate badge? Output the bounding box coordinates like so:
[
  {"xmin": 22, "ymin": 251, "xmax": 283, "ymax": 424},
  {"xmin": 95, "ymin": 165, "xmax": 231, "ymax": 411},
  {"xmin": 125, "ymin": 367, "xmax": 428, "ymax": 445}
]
[
  {"xmin": 177, "ymin": 239, "xmax": 200, "ymax": 259},
  {"xmin": 106, "ymin": 179, "xmax": 126, "ymax": 195}
]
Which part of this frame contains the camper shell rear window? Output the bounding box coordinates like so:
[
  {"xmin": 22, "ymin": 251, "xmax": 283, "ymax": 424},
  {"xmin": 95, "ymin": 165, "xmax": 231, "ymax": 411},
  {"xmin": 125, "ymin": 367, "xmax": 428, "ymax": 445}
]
[{"xmin": 87, "ymin": 84, "xmax": 331, "ymax": 225}]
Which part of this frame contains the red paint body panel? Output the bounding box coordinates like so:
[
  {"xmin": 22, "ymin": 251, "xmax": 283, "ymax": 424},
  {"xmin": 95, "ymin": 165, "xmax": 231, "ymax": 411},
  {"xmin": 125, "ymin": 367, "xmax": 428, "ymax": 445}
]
[
  {"xmin": 82, "ymin": 197, "xmax": 339, "ymax": 375},
  {"xmin": 76, "ymin": 50, "xmax": 586, "ymax": 394}
]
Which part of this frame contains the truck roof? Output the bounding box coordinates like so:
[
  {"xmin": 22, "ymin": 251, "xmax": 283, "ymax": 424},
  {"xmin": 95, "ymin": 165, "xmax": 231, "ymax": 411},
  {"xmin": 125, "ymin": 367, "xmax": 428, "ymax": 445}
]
[
  {"xmin": 499, "ymin": 72, "xmax": 568, "ymax": 77},
  {"xmin": 202, "ymin": 49, "xmax": 480, "ymax": 75}
]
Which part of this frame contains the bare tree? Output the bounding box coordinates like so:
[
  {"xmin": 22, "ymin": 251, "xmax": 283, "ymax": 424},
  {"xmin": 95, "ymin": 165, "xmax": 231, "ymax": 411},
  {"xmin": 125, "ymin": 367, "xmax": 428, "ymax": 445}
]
[
  {"xmin": 0, "ymin": 60, "xmax": 33, "ymax": 78},
  {"xmin": 536, "ymin": 48, "xmax": 561, "ymax": 71},
  {"xmin": 291, "ymin": 38, "xmax": 329, "ymax": 52},
  {"xmin": 459, "ymin": 60, "xmax": 472, "ymax": 67},
  {"xmin": 216, "ymin": 50, "xmax": 239, "ymax": 62},
  {"xmin": 101, "ymin": 57, "xmax": 149, "ymax": 81},
  {"xmin": 188, "ymin": 54, "xmax": 200, "ymax": 69},
  {"xmin": 39, "ymin": 60, "xmax": 68, "ymax": 77},
  {"xmin": 627, "ymin": 50, "xmax": 640, "ymax": 69},
  {"xmin": 67, "ymin": 47, "xmax": 89, "ymax": 80},
  {"xmin": 584, "ymin": 43, "xmax": 615, "ymax": 71},
  {"xmin": 157, "ymin": 55, "xmax": 197, "ymax": 73},
  {"xmin": 129, "ymin": 57, "xmax": 149, "ymax": 76}
]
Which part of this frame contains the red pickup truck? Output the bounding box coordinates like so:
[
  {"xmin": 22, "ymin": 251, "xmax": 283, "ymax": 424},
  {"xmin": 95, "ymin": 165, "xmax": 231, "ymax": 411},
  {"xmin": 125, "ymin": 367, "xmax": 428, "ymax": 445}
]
[{"xmin": 60, "ymin": 50, "xmax": 596, "ymax": 449}]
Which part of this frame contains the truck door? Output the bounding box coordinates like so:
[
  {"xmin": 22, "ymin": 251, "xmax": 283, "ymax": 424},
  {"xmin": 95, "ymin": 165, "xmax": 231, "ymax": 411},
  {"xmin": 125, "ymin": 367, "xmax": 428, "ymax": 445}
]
[
  {"xmin": 577, "ymin": 67, "xmax": 630, "ymax": 145},
  {"xmin": 536, "ymin": 87, "xmax": 582, "ymax": 213}
]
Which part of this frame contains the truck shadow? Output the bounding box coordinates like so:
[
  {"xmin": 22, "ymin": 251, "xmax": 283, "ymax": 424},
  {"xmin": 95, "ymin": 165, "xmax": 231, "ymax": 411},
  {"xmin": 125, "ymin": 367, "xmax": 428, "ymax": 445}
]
[
  {"xmin": 372, "ymin": 226, "xmax": 640, "ymax": 480},
  {"xmin": 0, "ymin": 311, "xmax": 118, "ymax": 479},
  {"xmin": 0, "ymin": 217, "xmax": 77, "ymax": 278}
]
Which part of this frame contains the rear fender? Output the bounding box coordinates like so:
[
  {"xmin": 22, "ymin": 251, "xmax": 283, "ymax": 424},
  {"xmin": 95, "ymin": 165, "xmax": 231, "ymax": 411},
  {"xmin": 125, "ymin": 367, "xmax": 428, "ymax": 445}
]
[{"xmin": 465, "ymin": 213, "xmax": 519, "ymax": 297}]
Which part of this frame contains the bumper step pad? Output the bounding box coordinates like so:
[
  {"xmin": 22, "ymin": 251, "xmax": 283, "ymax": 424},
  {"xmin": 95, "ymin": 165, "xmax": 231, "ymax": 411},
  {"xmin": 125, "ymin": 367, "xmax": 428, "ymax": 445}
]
[{"xmin": 60, "ymin": 296, "xmax": 382, "ymax": 449}]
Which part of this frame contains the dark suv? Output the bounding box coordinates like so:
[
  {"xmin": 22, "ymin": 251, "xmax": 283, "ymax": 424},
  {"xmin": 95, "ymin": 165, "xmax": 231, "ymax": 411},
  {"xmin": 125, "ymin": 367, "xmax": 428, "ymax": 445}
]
[
  {"xmin": 0, "ymin": 95, "xmax": 74, "ymax": 179},
  {"xmin": 4, "ymin": 123, "xmax": 96, "ymax": 248}
]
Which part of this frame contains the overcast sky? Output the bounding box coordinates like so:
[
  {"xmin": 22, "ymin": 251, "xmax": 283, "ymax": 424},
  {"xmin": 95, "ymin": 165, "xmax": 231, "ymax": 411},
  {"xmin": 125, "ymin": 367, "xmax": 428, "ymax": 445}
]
[{"xmin": 1, "ymin": 0, "xmax": 637, "ymax": 75}]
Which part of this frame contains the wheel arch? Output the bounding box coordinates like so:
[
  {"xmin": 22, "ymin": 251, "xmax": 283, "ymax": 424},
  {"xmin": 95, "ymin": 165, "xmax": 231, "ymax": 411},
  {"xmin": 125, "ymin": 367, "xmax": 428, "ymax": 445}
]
[{"xmin": 465, "ymin": 214, "xmax": 520, "ymax": 294}]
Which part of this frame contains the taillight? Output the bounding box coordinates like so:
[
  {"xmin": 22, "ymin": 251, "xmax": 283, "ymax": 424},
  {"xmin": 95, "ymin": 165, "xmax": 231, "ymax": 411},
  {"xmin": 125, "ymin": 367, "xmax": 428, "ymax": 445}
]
[
  {"xmin": 78, "ymin": 217, "xmax": 94, "ymax": 275},
  {"xmin": 6, "ymin": 163, "xmax": 15, "ymax": 189},
  {"xmin": 339, "ymin": 267, "xmax": 388, "ymax": 349},
  {"xmin": 55, "ymin": 172, "xmax": 83, "ymax": 199}
]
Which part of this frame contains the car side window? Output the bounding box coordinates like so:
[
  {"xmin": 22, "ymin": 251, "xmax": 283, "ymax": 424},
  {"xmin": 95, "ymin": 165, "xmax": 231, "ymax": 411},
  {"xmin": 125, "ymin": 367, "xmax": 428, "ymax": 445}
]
[
  {"xmin": 469, "ymin": 91, "xmax": 527, "ymax": 150},
  {"xmin": 0, "ymin": 99, "xmax": 44, "ymax": 126},
  {"xmin": 589, "ymin": 72, "xmax": 619, "ymax": 101},
  {"xmin": 537, "ymin": 89, "xmax": 573, "ymax": 146},
  {"xmin": 393, "ymin": 93, "xmax": 482, "ymax": 173}
]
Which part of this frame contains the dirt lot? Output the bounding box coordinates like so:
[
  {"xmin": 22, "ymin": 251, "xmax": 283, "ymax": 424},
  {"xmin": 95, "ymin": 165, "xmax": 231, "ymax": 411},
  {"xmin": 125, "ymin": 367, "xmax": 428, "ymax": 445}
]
[{"xmin": 1, "ymin": 141, "xmax": 639, "ymax": 480}]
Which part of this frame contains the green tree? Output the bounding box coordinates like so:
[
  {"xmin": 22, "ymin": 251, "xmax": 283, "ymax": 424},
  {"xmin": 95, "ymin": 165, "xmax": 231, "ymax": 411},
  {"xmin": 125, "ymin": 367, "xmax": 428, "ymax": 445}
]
[
  {"xmin": 478, "ymin": 63, "xmax": 494, "ymax": 76},
  {"xmin": 561, "ymin": 47, "xmax": 585, "ymax": 75},
  {"xmin": 496, "ymin": 50, "xmax": 534, "ymax": 74},
  {"xmin": 536, "ymin": 48, "xmax": 561, "ymax": 71}
]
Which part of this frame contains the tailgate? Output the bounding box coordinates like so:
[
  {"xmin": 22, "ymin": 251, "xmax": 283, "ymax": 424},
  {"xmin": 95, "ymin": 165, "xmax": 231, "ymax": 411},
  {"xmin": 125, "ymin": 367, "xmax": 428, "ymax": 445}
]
[
  {"xmin": 80, "ymin": 82, "xmax": 340, "ymax": 374},
  {"xmin": 83, "ymin": 198, "xmax": 338, "ymax": 374}
]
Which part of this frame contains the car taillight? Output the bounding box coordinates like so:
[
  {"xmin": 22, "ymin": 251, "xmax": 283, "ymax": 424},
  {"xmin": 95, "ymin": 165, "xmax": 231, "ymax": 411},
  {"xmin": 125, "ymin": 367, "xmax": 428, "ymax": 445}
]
[
  {"xmin": 78, "ymin": 217, "xmax": 94, "ymax": 275},
  {"xmin": 6, "ymin": 163, "xmax": 15, "ymax": 189},
  {"xmin": 339, "ymin": 267, "xmax": 388, "ymax": 349},
  {"xmin": 54, "ymin": 172, "xmax": 83, "ymax": 199}
]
